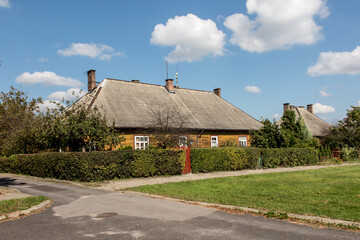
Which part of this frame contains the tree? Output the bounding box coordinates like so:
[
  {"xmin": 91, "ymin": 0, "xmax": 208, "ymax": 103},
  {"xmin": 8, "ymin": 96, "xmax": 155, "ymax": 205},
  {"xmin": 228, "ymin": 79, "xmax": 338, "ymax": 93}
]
[
  {"xmin": 326, "ymin": 106, "xmax": 360, "ymax": 149},
  {"xmin": 0, "ymin": 87, "xmax": 42, "ymax": 155},
  {"xmin": 0, "ymin": 87, "xmax": 124, "ymax": 155},
  {"xmin": 280, "ymin": 110, "xmax": 318, "ymax": 148},
  {"xmin": 251, "ymin": 110, "xmax": 318, "ymax": 149},
  {"xmin": 250, "ymin": 119, "xmax": 282, "ymax": 148},
  {"xmin": 41, "ymin": 101, "xmax": 125, "ymax": 152},
  {"xmin": 146, "ymin": 104, "xmax": 192, "ymax": 149}
]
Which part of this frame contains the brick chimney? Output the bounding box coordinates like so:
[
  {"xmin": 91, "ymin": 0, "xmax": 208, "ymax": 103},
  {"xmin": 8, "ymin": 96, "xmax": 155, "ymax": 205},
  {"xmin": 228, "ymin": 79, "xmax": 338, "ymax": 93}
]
[
  {"xmin": 132, "ymin": 79, "xmax": 140, "ymax": 83},
  {"xmin": 165, "ymin": 79, "xmax": 174, "ymax": 92},
  {"xmin": 214, "ymin": 88, "xmax": 221, "ymax": 97},
  {"xmin": 307, "ymin": 104, "xmax": 313, "ymax": 114},
  {"xmin": 283, "ymin": 103, "xmax": 290, "ymax": 113},
  {"xmin": 87, "ymin": 70, "xmax": 96, "ymax": 92}
]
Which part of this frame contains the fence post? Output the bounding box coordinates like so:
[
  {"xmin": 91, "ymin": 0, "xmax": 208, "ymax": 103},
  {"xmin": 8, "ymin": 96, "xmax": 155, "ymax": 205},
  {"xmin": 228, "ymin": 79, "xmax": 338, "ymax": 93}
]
[
  {"xmin": 258, "ymin": 156, "xmax": 262, "ymax": 169},
  {"xmin": 182, "ymin": 147, "xmax": 191, "ymax": 174}
]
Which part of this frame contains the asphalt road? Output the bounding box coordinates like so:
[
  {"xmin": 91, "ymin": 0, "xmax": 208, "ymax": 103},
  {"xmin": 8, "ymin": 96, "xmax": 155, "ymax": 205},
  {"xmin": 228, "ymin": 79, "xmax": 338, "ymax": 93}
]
[{"xmin": 0, "ymin": 175, "xmax": 359, "ymax": 240}]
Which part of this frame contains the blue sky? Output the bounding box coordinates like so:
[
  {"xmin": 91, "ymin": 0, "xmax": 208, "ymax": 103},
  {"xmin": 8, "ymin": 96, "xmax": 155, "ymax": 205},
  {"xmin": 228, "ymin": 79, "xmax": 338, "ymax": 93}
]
[{"xmin": 1, "ymin": 0, "xmax": 360, "ymax": 124}]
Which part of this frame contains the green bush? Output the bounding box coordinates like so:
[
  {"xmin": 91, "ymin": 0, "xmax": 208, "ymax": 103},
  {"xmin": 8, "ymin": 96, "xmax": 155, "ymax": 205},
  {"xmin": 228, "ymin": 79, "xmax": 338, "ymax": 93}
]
[
  {"xmin": 190, "ymin": 148, "xmax": 260, "ymax": 173},
  {"xmin": 261, "ymin": 148, "xmax": 318, "ymax": 168},
  {"xmin": 341, "ymin": 147, "xmax": 359, "ymax": 161},
  {"xmin": 319, "ymin": 146, "xmax": 332, "ymax": 161},
  {"xmin": 191, "ymin": 147, "xmax": 318, "ymax": 173},
  {"xmin": 0, "ymin": 147, "xmax": 321, "ymax": 180},
  {"xmin": 0, "ymin": 150, "xmax": 185, "ymax": 182}
]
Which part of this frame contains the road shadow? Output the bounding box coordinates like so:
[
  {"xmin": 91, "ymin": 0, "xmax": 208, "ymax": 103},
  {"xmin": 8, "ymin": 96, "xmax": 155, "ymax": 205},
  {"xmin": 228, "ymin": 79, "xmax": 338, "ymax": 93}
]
[{"xmin": 0, "ymin": 177, "xmax": 27, "ymax": 187}]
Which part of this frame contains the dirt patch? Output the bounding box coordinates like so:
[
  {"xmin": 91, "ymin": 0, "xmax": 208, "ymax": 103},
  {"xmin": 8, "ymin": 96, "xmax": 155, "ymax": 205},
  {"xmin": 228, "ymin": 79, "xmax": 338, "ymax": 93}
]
[{"xmin": 0, "ymin": 186, "xmax": 32, "ymax": 201}]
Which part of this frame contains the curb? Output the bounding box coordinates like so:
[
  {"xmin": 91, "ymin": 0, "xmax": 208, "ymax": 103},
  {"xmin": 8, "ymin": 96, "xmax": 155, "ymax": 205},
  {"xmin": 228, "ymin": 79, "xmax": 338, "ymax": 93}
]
[
  {"xmin": 0, "ymin": 199, "xmax": 52, "ymax": 221},
  {"xmin": 124, "ymin": 191, "xmax": 360, "ymax": 228},
  {"xmin": 95, "ymin": 163, "xmax": 360, "ymax": 191}
]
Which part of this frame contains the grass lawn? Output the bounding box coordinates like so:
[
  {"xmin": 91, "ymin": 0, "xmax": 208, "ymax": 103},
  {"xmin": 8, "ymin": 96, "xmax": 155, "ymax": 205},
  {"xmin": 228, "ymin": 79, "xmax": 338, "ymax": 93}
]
[
  {"xmin": 0, "ymin": 196, "xmax": 48, "ymax": 215},
  {"xmin": 129, "ymin": 165, "xmax": 360, "ymax": 222}
]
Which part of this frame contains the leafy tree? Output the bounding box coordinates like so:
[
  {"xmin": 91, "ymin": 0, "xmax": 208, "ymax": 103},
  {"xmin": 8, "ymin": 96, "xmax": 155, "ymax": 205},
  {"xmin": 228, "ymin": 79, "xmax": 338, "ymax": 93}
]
[
  {"xmin": 0, "ymin": 87, "xmax": 124, "ymax": 155},
  {"xmin": 280, "ymin": 110, "xmax": 302, "ymax": 147},
  {"xmin": 250, "ymin": 119, "xmax": 282, "ymax": 148},
  {"xmin": 0, "ymin": 87, "xmax": 42, "ymax": 155},
  {"xmin": 41, "ymin": 101, "xmax": 125, "ymax": 152},
  {"xmin": 251, "ymin": 110, "xmax": 318, "ymax": 149},
  {"xmin": 326, "ymin": 106, "xmax": 360, "ymax": 149}
]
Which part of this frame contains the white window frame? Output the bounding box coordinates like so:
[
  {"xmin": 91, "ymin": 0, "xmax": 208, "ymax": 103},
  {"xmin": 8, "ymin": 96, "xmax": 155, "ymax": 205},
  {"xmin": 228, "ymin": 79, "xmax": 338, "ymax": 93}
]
[
  {"xmin": 239, "ymin": 136, "xmax": 247, "ymax": 147},
  {"xmin": 134, "ymin": 136, "xmax": 149, "ymax": 150},
  {"xmin": 179, "ymin": 136, "xmax": 187, "ymax": 147},
  {"xmin": 211, "ymin": 136, "xmax": 218, "ymax": 148}
]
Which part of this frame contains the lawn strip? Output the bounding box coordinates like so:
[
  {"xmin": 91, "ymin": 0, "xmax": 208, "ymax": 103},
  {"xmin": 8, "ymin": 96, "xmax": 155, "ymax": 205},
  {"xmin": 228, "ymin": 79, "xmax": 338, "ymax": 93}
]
[
  {"xmin": 128, "ymin": 165, "xmax": 360, "ymax": 222},
  {"xmin": 0, "ymin": 196, "xmax": 48, "ymax": 215}
]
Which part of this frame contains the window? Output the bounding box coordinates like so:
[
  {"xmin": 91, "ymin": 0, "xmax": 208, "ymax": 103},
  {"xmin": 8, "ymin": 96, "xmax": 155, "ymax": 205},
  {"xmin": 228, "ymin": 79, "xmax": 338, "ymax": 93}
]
[
  {"xmin": 239, "ymin": 136, "xmax": 247, "ymax": 147},
  {"xmin": 211, "ymin": 136, "xmax": 218, "ymax": 148},
  {"xmin": 179, "ymin": 136, "xmax": 187, "ymax": 147},
  {"xmin": 135, "ymin": 136, "xmax": 149, "ymax": 149}
]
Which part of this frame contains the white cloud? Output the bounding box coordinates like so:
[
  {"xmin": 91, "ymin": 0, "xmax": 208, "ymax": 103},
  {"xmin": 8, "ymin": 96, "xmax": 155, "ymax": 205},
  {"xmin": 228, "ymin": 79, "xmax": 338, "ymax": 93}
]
[
  {"xmin": 16, "ymin": 71, "xmax": 82, "ymax": 87},
  {"xmin": 38, "ymin": 57, "xmax": 49, "ymax": 62},
  {"xmin": 58, "ymin": 43, "xmax": 123, "ymax": 61},
  {"xmin": 0, "ymin": 0, "xmax": 10, "ymax": 8},
  {"xmin": 36, "ymin": 100, "xmax": 62, "ymax": 113},
  {"xmin": 224, "ymin": 0, "xmax": 328, "ymax": 53},
  {"xmin": 320, "ymin": 89, "xmax": 331, "ymax": 97},
  {"xmin": 244, "ymin": 85, "xmax": 261, "ymax": 93},
  {"xmin": 151, "ymin": 13, "xmax": 226, "ymax": 63},
  {"xmin": 48, "ymin": 88, "xmax": 85, "ymax": 102},
  {"xmin": 358, "ymin": 101, "xmax": 360, "ymax": 107},
  {"xmin": 307, "ymin": 46, "xmax": 360, "ymax": 76},
  {"xmin": 313, "ymin": 103, "xmax": 335, "ymax": 114},
  {"xmin": 273, "ymin": 113, "xmax": 281, "ymax": 120}
]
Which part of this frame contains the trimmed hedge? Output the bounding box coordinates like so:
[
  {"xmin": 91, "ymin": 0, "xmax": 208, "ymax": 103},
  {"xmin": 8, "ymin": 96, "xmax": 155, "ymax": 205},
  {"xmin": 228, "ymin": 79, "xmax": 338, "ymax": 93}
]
[
  {"xmin": 0, "ymin": 147, "xmax": 320, "ymax": 181},
  {"xmin": 191, "ymin": 147, "xmax": 319, "ymax": 173},
  {"xmin": 191, "ymin": 148, "xmax": 261, "ymax": 173},
  {"xmin": 261, "ymin": 148, "xmax": 319, "ymax": 168},
  {"xmin": 0, "ymin": 150, "xmax": 185, "ymax": 182}
]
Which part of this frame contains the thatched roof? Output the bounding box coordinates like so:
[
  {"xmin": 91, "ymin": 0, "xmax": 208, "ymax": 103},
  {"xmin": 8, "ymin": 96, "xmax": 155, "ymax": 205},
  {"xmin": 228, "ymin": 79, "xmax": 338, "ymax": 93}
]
[
  {"xmin": 77, "ymin": 79, "xmax": 263, "ymax": 131},
  {"xmin": 278, "ymin": 106, "xmax": 331, "ymax": 137}
]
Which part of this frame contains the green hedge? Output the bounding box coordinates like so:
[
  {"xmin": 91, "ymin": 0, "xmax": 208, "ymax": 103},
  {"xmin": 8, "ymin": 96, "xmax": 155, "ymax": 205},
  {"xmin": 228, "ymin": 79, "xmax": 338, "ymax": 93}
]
[
  {"xmin": 0, "ymin": 150, "xmax": 185, "ymax": 182},
  {"xmin": 0, "ymin": 148, "xmax": 320, "ymax": 181},
  {"xmin": 191, "ymin": 148, "xmax": 261, "ymax": 173},
  {"xmin": 261, "ymin": 148, "xmax": 319, "ymax": 168},
  {"xmin": 191, "ymin": 147, "xmax": 319, "ymax": 173}
]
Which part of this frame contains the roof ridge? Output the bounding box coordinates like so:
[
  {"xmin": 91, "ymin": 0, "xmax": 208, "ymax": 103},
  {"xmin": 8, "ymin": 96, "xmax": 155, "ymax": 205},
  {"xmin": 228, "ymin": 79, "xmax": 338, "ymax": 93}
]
[{"xmin": 104, "ymin": 78, "xmax": 214, "ymax": 94}]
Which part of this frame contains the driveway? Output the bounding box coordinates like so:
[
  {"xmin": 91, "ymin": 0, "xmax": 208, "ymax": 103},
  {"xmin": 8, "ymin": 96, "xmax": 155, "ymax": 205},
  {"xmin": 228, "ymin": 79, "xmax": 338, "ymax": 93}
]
[{"xmin": 0, "ymin": 174, "xmax": 359, "ymax": 240}]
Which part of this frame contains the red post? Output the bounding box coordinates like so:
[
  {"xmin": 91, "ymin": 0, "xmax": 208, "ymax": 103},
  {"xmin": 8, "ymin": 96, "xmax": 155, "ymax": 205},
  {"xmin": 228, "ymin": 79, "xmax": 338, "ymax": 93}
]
[{"xmin": 182, "ymin": 147, "xmax": 191, "ymax": 174}]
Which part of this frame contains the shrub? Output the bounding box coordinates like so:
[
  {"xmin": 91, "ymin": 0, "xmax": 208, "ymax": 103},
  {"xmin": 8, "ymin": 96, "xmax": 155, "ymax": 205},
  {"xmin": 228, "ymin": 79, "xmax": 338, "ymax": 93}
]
[
  {"xmin": 190, "ymin": 148, "xmax": 260, "ymax": 173},
  {"xmin": 118, "ymin": 145, "xmax": 133, "ymax": 150},
  {"xmin": 0, "ymin": 150, "xmax": 185, "ymax": 182},
  {"xmin": 261, "ymin": 148, "xmax": 318, "ymax": 168},
  {"xmin": 191, "ymin": 147, "xmax": 318, "ymax": 173},
  {"xmin": 341, "ymin": 147, "xmax": 359, "ymax": 161},
  {"xmin": 319, "ymin": 146, "xmax": 332, "ymax": 161}
]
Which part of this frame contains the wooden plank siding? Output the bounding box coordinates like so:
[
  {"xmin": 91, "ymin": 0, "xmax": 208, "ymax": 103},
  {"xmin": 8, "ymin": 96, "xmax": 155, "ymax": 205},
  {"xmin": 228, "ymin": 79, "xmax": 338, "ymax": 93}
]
[{"xmin": 115, "ymin": 130, "xmax": 251, "ymax": 149}]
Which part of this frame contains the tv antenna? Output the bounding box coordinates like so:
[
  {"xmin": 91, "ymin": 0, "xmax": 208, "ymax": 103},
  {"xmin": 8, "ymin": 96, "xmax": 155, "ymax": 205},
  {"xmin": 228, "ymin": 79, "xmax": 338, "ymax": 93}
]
[
  {"xmin": 175, "ymin": 66, "xmax": 179, "ymax": 86},
  {"xmin": 166, "ymin": 61, "xmax": 168, "ymax": 79}
]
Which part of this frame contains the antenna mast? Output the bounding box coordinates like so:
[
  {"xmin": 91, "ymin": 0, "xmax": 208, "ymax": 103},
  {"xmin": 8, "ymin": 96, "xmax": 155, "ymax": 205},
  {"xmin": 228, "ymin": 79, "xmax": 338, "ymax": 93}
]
[
  {"xmin": 166, "ymin": 61, "xmax": 168, "ymax": 79},
  {"xmin": 175, "ymin": 66, "xmax": 179, "ymax": 86}
]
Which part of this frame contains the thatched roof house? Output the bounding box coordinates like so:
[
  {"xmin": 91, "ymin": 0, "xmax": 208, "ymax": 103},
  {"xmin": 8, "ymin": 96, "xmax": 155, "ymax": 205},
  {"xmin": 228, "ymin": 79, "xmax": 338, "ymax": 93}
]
[
  {"xmin": 76, "ymin": 70, "xmax": 262, "ymax": 148},
  {"xmin": 278, "ymin": 103, "xmax": 331, "ymax": 137}
]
